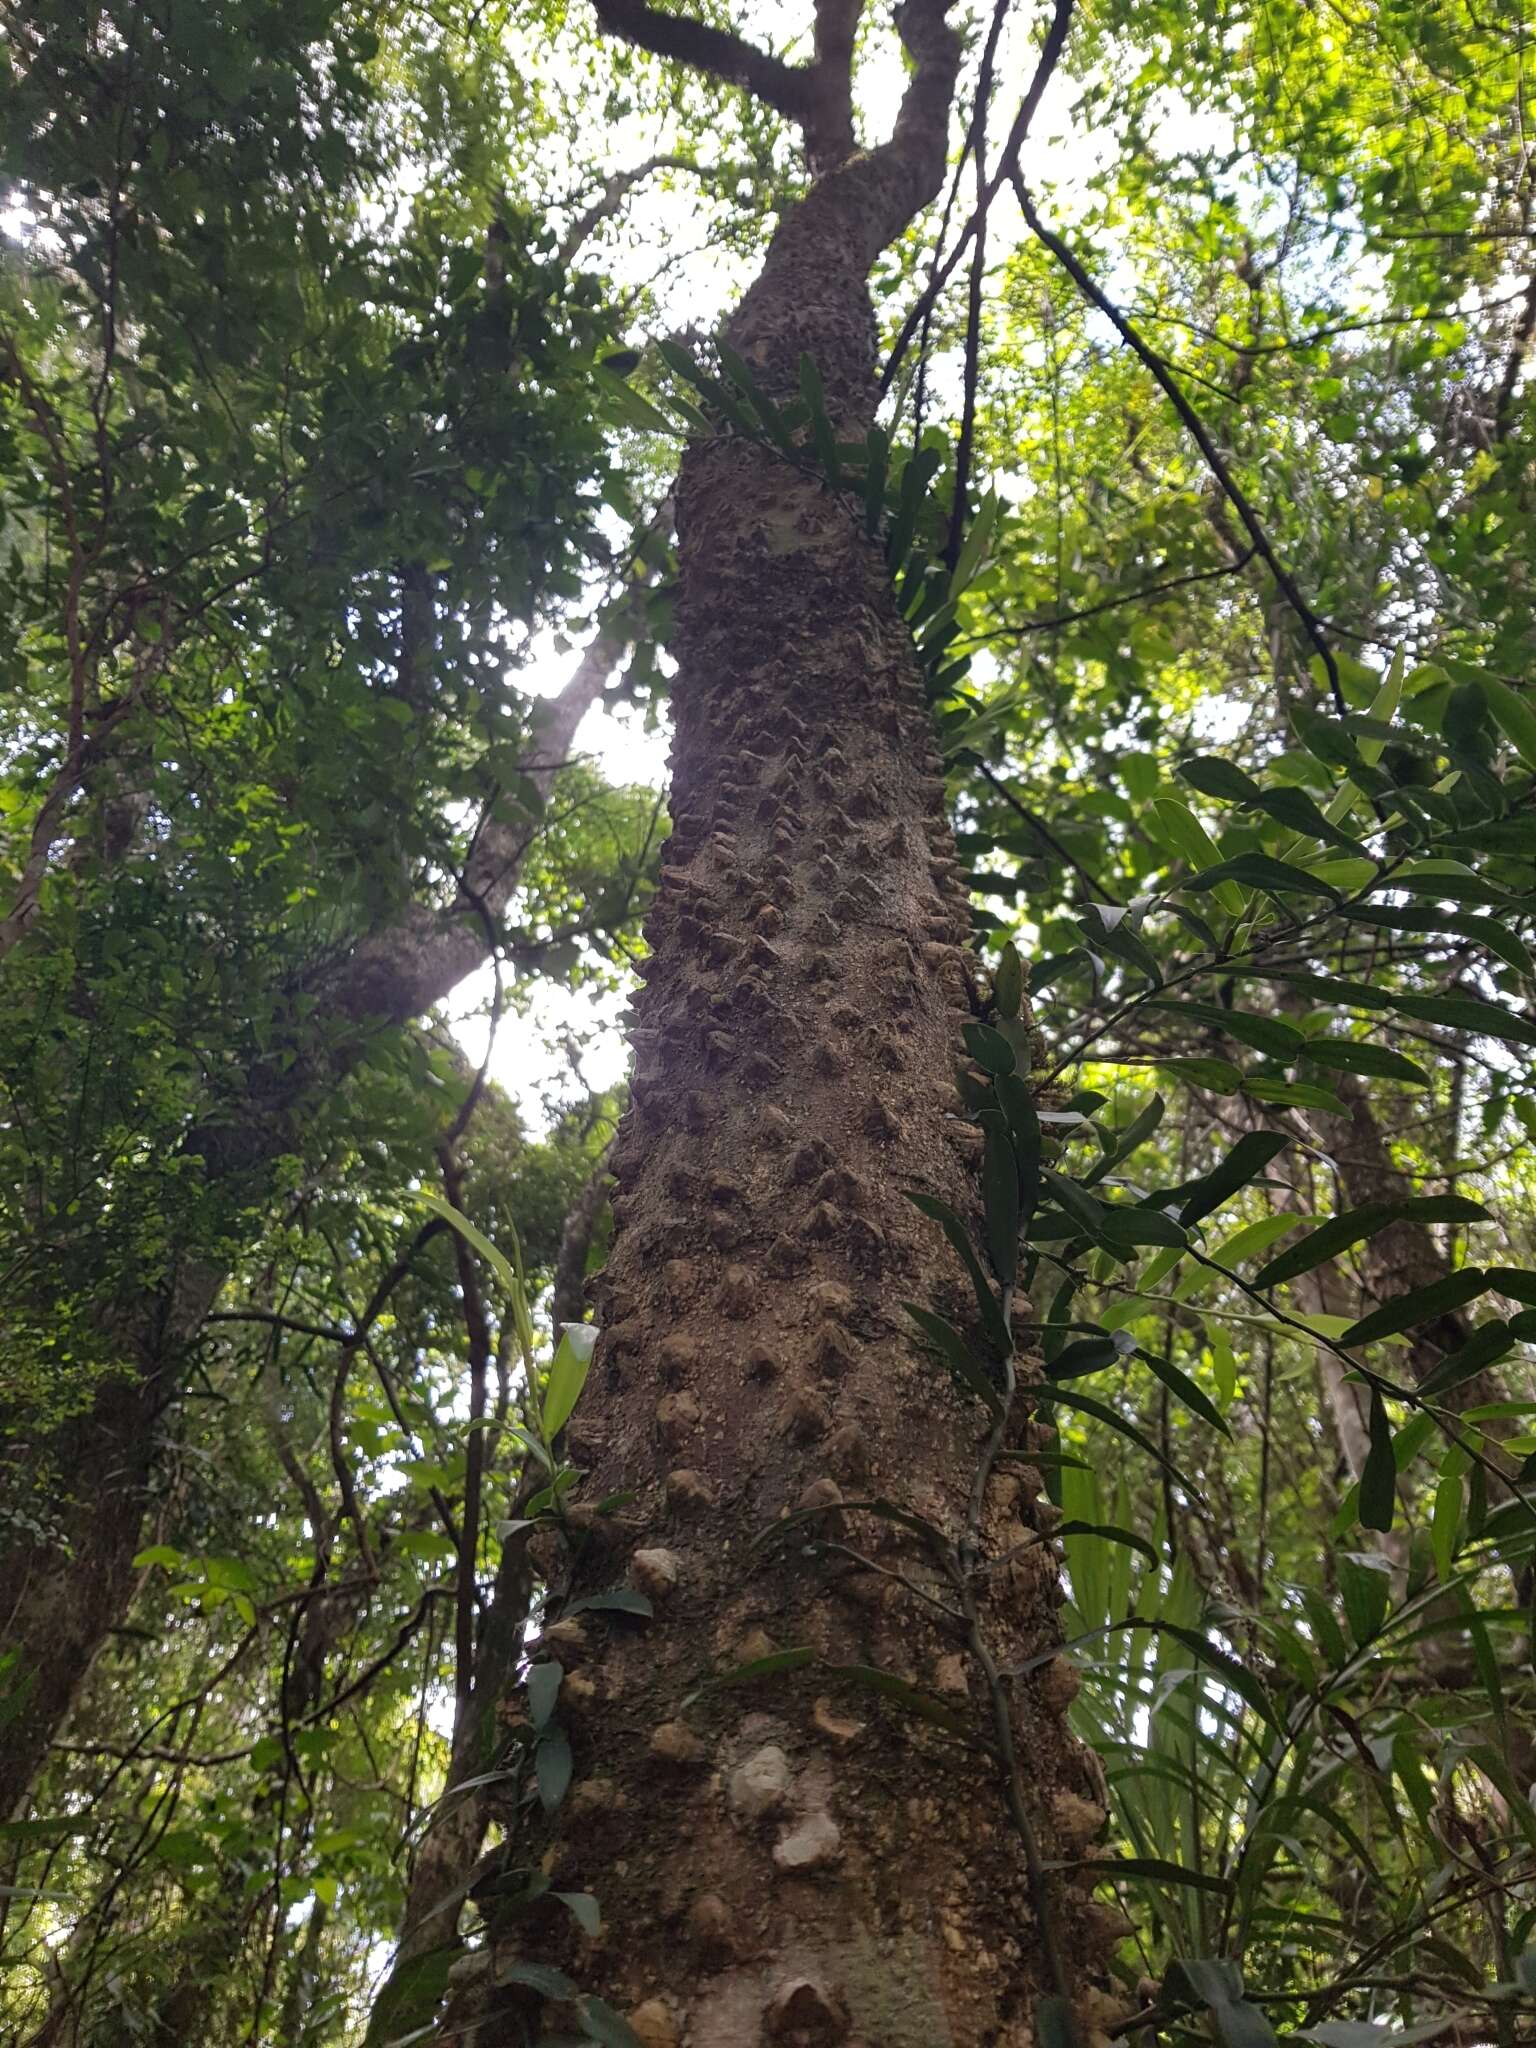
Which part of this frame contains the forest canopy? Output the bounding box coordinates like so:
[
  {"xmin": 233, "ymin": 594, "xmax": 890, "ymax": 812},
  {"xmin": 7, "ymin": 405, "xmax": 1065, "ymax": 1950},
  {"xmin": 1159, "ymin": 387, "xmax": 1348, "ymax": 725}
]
[{"xmin": 2, "ymin": 0, "xmax": 1535, "ymax": 2044}]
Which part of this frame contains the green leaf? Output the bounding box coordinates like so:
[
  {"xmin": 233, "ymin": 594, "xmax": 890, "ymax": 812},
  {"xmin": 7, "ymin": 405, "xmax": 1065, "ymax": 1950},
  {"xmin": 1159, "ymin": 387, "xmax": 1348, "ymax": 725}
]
[
  {"xmin": 996, "ymin": 1072, "xmax": 1042, "ymax": 1230},
  {"xmin": 1178, "ymin": 756, "xmax": 1366, "ymax": 852},
  {"xmin": 903, "ymin": 1304, "xmax": 1003, "ymax": 1416},
  {"xmin": 995, "ymin": 940, "xmax": 1024, "ymax": 1019},
  {"xmin": 1342, "ymin": 1269, "xmax": 1489, "ymax": 1344},
  {"xmin": 1056, "ymin": 1520, "xmax": 1159, "ymax": 1564},
  {"xmin": 962, "ymin": 1020, "xmax": 1017, "ymax": 1075},
  {"xmin": 1166, "ymin": 1959, "xmax": 1278, "ymax": 2048},
  {"xmin": 1156, "ymin": 1629, "xmax": 1280, "ymax": 1732},
  {"xmin": 1242, "ymin": 1079, "xmax": 1351, "ymax": 1115},
  {"xmin": 1033, "ymin": 1384, "xmax": 1198, "ymax": 1493},
  {"xmin": 798, "ymin": 354, "xmax": 840, "ymax": 484},
  {"xmin": 1470, "ymin": 671, "xmax": 1536, "ymax": 769},
  {"xmin": 1253, "ymin": 1197, "xmax": 1489, "ymax": 1289},
  {"xmin": 717, "ymin": 343, "xmax": 797, "ymax": 456},
  {"xmin": 1138, "ymin": 1348, "xmax": 1230, "ymax": 1436},
  {"xmin": 1341, "ymin": 903, "xmax": 1536, "ymax": 978},
  {"xmin": 1098, "ymin": 1204, "xmax": 1187, "ymax": 1249},
  {"xmin": 554, "ymin": 1891, "xmax": 603, "ymax": 1937},
  {"xmin": 1036, "ymin": 1993, "xmax": 1079, "ymax": 2048},
  {"xmin": 1150, "ymin": 797, "xmax": 1246, "ymax": 913},
  {"xmin": 980, "ymin": 1109, "xmax": 1020, "ymax": 1285},
  {"xmin": 1489, "ymin": 1267, "xmax": 1536, "ymax": 1305},
  {"xmin": 828, "ymin": 1662, "xmax": 975, "ymax": 1739},
  {"xmin": 1156, "ymin": 1056, "xmax": 1244, "ymax": 1095},
  {"xmin": 1389, "ymin": 990, "xmax": 1536, "ymax": 1049},
  {"xmin": 904, "ymin": 1191, "xmax": 1012, "ymax": 1357},
  {"xmin": 706, "ymin": 1647, "xmax": 816, "ymax": 1690},
  {"xmin": 580, "ymin": 1997, "xmax": 646, "ymax": 2048},
  {"xmin": 863, "ymin": 425, "xmax": 888, "ymax": 536},
  {"xmin": 1047, "ymin": 1334, "xmax": 1119, "ymax": 1379},
  {"xmin": 526, "ymin": 1661, "xmax": 563, "ymax": 1731},
  {"xmin": 1081, "ymin": 1855, "xmax": 1231, "ymax": 1894},
  {"xmin": 1177, "ymin": 755, "xmax": 1261, "ymax": 806},
  {"xmin": 497, "ymin": 1960, "xmax": 578, "ymax": 1998},
  {"xmin": 886, "ymin": 447, "xmax": 943, "ymax": 571},
  {"xmin": 543, "ymin": 1324, "xmax": 597, "ymax": 1441},
  {"xmin": 1360, "ymin": 1388, "xmax": 1397, "ymax": 1532},
  {"xmin": 417, "ymin": 1193, "xmax": 520, "ymax": 1303},
  {"xmin": 562, "ymin": 1589, "xmax": 654, "ymax": 1620},
  {"xmin": 950, "ymin": 488, "xmax": 1001, "ymax": 597},
  {"xmin": 1176, "ymin": 1131, "xmax": 1290, "ymax": 1228},
  {"xmin": 1184, "ymin": 852, "xmax": 1341, "ymax": 901},
  {"xmin": 535, "ymin": 1729, "xmax": 573, "ymax": 1813},
  {"xmin": 1148, "ymin": 1001, "xmax": 1304, "ymax": 1059},
  {"xmin": 1431, "ymin": 1464, "xmax": 1464, "ymax": 1582},
  {"xmin": 1302, "ymin": 1040, "xmax": 1429, "ymax": 1087},
  {"xmin": 1418, "ymin": 1319, "xmax": 1515, "ymax": 1397}
]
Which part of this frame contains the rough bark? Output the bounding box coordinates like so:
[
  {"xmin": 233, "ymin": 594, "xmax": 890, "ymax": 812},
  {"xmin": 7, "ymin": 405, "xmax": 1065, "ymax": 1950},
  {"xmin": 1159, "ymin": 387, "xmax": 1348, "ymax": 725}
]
[
  {"xmin": 0, "ymin": 620, "xmax": 631, "ymax": 1820},
  {"xmin": 460, "ymin": 13, "xmax": 1112, "ymax": 2040}
]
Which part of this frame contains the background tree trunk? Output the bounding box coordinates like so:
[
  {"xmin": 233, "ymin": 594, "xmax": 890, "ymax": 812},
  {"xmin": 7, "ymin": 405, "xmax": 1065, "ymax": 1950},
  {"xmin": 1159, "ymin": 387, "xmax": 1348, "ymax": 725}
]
[{"xmin": 0, "ymin": 621, "xmax": 632, "ymax": 1820}]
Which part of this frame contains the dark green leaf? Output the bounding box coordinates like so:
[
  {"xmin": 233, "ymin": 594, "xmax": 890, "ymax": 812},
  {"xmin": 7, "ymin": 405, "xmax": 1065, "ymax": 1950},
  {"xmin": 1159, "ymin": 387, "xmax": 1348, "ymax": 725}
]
[
  {"xmin": 1138, "ymin": 1348, "xmax": 1230, "ymax": 1436},
  {"xmin": 1360, "ymin": 1388, "xmax": 1397, "ymax": 1532},
  {"xmin": 1036, "ymin": 1993, "xmax": 1079, "ymax": 2048},
  {"xmin": 980, "ymin": 1109, "xmax": 1020, "ymax": 1285},
  {"xmin": 1047, "ymin": 1334, "xmax": 1119, "ymax": 1379},
  {"xmin": 1184, "ymin": 853, "xmax": 1341, "ymax": 900},
  {"xmin": 1391, "ymin": 991, "xmax": 1536, "ymax": 1048},
  {"xmin": 1056, "ymin": 1520, "xmax": 1159, "ymax": 1564},
  {"xmin": 1342, "ymin": 1270, "xmax": 1489, "ymax": 1344},
  {"xmin": 995, "ymin": 941, "xmax": 1024, "ymax": 1019},
  {"xmin": 903, "ymin": 1304, "xmax": 1003, "ymax": 1416},
  {"xmin": 1418, "ymin": 1320, "xmax": 1515, "ymax": 1397},
  {"xmin": 562, "ymin": 1589, "xmax": 654, "ymax": 1620},
  {"xmin": 1099, "ymin": 1204, "xmax": 1188, "ymax": 1249},
  {"xmin": 1254, "ymin": 1197, "xmax": 1489, "ymax": 1289},
  {"xmin": 1489, "ymin": 1267, "xmax": 1536, "ymax": 1306},
  {"xmin": 535, "ymin": 1730, "xmax": 572, "ymax": 1813},
  {"xmin": 497, "ymin": 1961, "xmax": 578, "ymax": 1998},
  {"xmin": 1156, "ymin": 1629, "xmax": 1280, "ymax": 1733},
  {"xmin": 1033, "ymin": 1384, "xmax": 1199, "ymax": 1494},
  {"xmin": 1177, "ymin": 1131, "xmax": 1290, "ymax": 1228},
  {"xmin": 903, "ymin": 1192, "xmax": 1011, "ymax": 1357},
  {"xmin": 526, "ymin": 1661, "xmax": 563, "ymax": 1731},
  {"xmin": 828, "ymin": 1662, "xmax": 975, "ymax": 1740},
  {"xmin": 962, "ymin": 1021, "xmax": 1017, "ymax": 1075},
  {"xmin": 1149, "ymin": 1001, "xmax": 1305, "ymax": 1059},
  {"xmin": 1156, "ymin": 1056, "xmax": 1244, "ymax": 1094},
  {"xmin": 554, "ymin": 1892, "xmax": 603, "ymax": 1937},
  {"xmin": 996, "ymin": 1072, "xmax": 1042, "ymax": 1231},
  {"xmin": 580, "ymin": 1997, "xmax": 645, "ymax": 2048},
  {"xmin": 863, "ymin": 426, "xmax": 888, "ymax": 536},
  {"xmin": 1303, "ymin": 1039, "xmax": 1430, "ymax": 1087}
]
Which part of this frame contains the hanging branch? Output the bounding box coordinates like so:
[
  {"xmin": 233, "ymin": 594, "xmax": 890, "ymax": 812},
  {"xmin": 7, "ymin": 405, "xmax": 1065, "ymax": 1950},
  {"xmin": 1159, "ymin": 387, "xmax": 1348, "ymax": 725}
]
[
  {"xmin": 911, "ymin": 0, "xmax": 1012, "ymax": 445},
  {"xmin": 881, "ymin": 0, "xmax": 1077, "ymax": 395},
  {"xmin": 943, "ymin": 0, "xmax": 1002, "ymax": 569},
  {"xmin": 1012, "ymin": 171, "xmax": 1348, "ymax": 715}
]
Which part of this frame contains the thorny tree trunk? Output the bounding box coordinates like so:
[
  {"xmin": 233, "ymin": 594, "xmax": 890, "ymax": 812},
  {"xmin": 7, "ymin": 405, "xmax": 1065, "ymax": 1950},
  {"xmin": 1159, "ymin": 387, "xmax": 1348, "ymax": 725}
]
[
  {"xmin": 462, "ymin": 13, "xmax": 1114, "ymax": 2043},
  {"xmin": 0, "ymin": 625, "xmax": 628, "ymax": 1821}
]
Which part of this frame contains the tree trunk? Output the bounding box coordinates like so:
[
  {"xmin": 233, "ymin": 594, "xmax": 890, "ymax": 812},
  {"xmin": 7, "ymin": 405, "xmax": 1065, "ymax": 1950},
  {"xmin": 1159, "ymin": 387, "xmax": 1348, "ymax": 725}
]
[{"xmin": 466, "ymin": 23, "xmax": 1111, "ymax": 2041}]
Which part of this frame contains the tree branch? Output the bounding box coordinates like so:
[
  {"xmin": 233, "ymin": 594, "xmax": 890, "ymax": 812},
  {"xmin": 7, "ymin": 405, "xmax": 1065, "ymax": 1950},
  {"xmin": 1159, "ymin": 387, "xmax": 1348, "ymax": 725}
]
[{"xmin": 589, "ymin": 0, "xmax": 815, "ymax": 125}]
